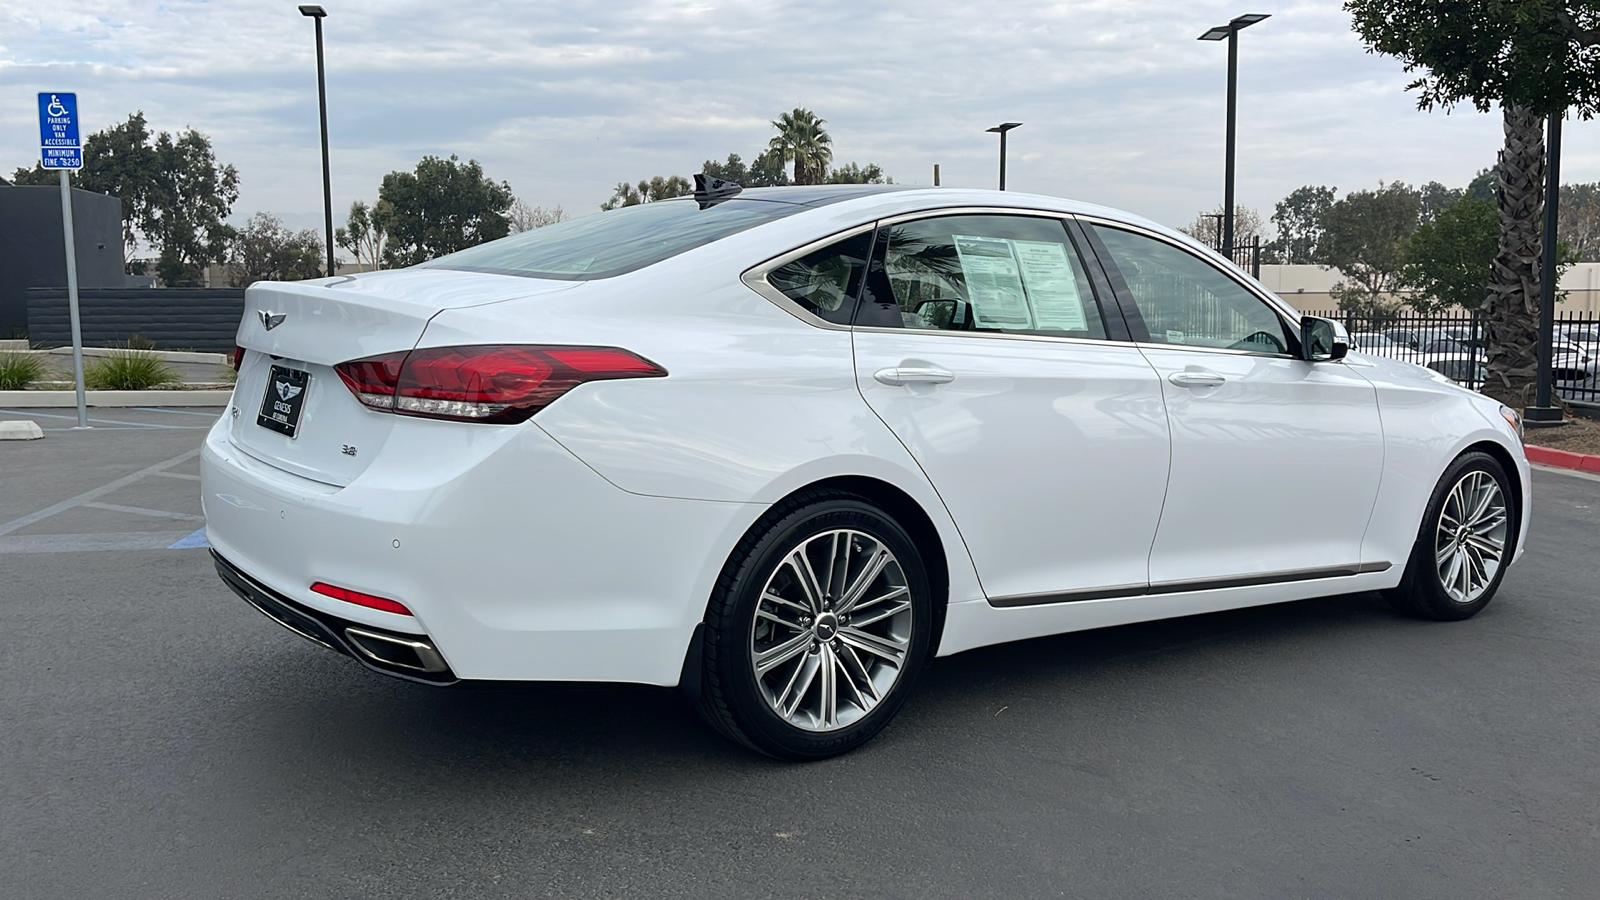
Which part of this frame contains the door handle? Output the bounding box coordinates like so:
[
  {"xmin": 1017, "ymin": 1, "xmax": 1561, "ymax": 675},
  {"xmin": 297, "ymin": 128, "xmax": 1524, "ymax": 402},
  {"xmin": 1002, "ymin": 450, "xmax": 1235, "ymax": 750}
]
[
  {"xmin": 874, "ymin": 366, "xmax": 956, "ymax": 386},
  {"xmin": 1168, "ymin": 371, "xmax": 1226, "ymax": 388}
]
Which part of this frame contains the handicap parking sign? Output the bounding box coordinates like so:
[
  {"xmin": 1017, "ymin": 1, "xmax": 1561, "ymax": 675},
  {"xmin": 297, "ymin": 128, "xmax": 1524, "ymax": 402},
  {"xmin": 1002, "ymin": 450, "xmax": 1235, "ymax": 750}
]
[{"xmin": 38, "ymin": 93, "xmax": 82, "ymax": 170}]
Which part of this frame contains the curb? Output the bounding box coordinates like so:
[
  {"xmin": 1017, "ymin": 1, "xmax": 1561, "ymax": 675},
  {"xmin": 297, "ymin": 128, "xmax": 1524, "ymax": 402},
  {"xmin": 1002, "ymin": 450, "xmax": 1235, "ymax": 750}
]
[
  {"xmin": 1525, "ymin": 444, "xmax": 1600, "ymax": 474},
  {"xmin": 0, "ymin": 389, "xmax": 233, "ymax": 408}
]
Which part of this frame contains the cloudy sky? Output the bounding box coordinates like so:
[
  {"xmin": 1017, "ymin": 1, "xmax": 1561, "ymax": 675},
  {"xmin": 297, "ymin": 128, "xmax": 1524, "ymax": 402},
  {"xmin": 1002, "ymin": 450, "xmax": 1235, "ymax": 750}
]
[{"xmin": 5, "ymin": 0, "xmax": 1599, "ymax": 247}]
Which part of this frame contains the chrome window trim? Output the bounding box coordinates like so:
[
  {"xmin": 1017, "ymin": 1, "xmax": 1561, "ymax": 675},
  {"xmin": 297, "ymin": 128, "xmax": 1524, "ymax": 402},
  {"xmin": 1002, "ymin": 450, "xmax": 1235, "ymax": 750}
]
[
  {"xmin": 849, "ymin": 324, "xmax": 1139, "ymax": 351},
  {"xmin": 1073, "ymin": 213, "xmax": 1309, "ymax": 360},
  {"xmin": 740, "ymin": 223, "xmax": 878, "ymax": 331}
]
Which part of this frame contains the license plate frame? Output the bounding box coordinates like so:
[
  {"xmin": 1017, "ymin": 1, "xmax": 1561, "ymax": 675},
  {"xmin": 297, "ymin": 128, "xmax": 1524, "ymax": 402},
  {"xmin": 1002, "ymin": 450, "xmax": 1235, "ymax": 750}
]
[{"xmin": 257, "ymin": 364, "xmax": 311, "ymax": 438}]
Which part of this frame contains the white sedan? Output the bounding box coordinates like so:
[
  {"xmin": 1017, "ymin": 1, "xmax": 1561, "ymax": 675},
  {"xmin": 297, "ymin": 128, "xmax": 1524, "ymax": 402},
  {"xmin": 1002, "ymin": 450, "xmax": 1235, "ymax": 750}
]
[{"xmin": 203, "ymin": 183, "xmax": 1530, "ymax": 759}]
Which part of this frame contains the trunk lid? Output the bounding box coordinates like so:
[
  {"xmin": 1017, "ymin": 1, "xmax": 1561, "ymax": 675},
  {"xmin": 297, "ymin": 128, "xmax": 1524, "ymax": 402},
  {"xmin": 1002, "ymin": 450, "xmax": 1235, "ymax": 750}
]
[{"xmin": 227, "ymin": 270, "xmax": 581, "ymax": 486}]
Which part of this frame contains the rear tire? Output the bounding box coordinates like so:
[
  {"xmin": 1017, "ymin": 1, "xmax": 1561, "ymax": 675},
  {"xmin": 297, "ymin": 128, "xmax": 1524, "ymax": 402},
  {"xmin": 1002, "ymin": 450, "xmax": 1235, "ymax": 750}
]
[
  {"xmin": 1383, "ymin": 451, "xmax": 1516, "ymax": 621},
  {"xmin": 696, "ymin": 489, "xmax": 933, "ymax": 760}
]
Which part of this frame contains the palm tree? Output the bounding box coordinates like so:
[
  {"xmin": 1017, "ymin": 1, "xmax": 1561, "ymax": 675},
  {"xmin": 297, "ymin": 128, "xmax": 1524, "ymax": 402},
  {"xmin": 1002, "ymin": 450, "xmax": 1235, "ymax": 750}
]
[
  {"xmin": 768, "ymin": 108, "xmax": 833, "ymax": 186},
  {"xmin": 1481, "ymin": 105, "xmax": 1545, "ymax": 407}
]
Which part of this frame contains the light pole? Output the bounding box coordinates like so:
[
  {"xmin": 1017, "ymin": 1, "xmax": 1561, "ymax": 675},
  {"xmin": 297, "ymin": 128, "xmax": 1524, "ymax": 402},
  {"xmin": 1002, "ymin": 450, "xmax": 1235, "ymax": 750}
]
[
  {"xmin": 986, "ymin": 122, "xmax": 1022, "ymax": 191},
  {"xmin": 300, "ymin": 4, "xmax": 335, "ymax": 278},
  {"xmin": 1199, "ymin": 13, "xmax": 1269, "ymax": 259}
]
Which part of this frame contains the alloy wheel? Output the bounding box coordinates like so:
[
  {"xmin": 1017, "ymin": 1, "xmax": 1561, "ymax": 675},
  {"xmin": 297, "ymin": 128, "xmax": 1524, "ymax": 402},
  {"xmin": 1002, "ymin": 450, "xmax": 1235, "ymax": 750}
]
[
  {"xmin": 1433, "ymin": 470, "xmax": 1508, "ymax": 604},
  {"xmin": 748, "ymin": 528, "xmax": 914, "ymax": 732}
]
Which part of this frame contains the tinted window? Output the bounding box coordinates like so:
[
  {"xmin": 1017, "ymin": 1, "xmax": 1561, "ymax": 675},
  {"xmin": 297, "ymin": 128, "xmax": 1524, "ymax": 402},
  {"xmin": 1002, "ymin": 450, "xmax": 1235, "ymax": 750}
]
[
  {"xmin": 862, "ymin": 215, "xmax": 1107, "ymax": 339},
  {"xmin": 1092, "ymin": 225, "xmax": 1292, "ymax": 353},
  {"xmin": 419, "ymin": 199, "xmax": 803, "ymax": 280},
  {"xmin": 766, "ymin": 230, "xmax": 873, "ymax": 325}
]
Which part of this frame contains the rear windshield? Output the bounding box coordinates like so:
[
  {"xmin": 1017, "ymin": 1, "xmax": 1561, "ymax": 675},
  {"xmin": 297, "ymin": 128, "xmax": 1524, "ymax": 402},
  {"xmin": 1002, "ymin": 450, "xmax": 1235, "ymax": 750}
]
[{"xmin": 418, "ymin": 198, "xmax": 804, "ymax": 280}]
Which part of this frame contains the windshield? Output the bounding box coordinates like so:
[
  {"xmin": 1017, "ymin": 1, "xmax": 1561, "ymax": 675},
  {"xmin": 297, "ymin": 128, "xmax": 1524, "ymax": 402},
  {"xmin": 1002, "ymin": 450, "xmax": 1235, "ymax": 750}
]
[{"xmin": 419, "ymin": 198, "xmax": 805, "ymax": 280}]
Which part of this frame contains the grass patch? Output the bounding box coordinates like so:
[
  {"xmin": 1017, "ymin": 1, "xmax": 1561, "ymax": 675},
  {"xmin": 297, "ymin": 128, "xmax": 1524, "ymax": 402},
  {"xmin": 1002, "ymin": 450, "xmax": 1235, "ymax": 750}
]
[
  {"xmin": 0, "ymin": 352, "xmax": 52, "ymax": 390},
  {"xmin": 83, "ymin": 347, "xmax": 180, "ymax": 390}
]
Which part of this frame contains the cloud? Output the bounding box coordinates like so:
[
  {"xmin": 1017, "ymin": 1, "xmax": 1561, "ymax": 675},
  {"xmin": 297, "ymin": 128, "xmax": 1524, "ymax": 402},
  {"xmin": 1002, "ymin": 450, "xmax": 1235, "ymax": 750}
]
[{"xmin": 3, "ymin": 0, "xmax": 1598, "ymax": 238}]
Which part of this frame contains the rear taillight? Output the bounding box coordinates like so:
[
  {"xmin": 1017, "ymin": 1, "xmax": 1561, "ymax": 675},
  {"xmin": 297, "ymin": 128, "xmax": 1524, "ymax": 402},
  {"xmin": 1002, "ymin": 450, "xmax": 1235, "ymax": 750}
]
[
  {"xmin": 333, "ymin": 344, "xmax": 666, "ymax": 424},
  {"xmin": 232, "ymin": 346, "xmax": 246, "ymax": 371}
]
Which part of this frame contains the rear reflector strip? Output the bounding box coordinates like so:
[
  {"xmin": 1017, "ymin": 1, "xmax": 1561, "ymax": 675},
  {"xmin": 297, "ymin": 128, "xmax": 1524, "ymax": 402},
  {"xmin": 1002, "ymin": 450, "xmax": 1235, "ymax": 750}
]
[{"xmin": 310, "ymin": 581, "xmax": 413, "ymax": 616}]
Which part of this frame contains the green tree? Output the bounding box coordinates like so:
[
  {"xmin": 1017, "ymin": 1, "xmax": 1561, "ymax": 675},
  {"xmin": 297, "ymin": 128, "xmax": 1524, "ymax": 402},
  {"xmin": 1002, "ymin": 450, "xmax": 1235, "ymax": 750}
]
[
  {"xmin": 1180, "ymin": 205, "xmax": 1265, "ymax": 252},
  {"xmin": 12, "ymin": 112, "xmax": 239, "ymax": 284},
  {"xmin": 228, "ymin": 213, "xmax": 325, "ymax": 287},
  {"xmin": 1559, "ymin": 182, "xmax": 1600, "ymax": 260},
  {"xmin": 1417, "ymin": 180, "xmax": 1464, "ymax": 222},
  {"xmin": 1398, "ymin": 196, "xmax": 1500, "ymax": 312},
  {"xmin": 701, "ymin": 152, "xmax": 789, "ymax": 188},
  {"xmin": 1346, "ymin": 0, "xmax": 1600, "ymax": 407},
  {"xmin": 1267, "ymin": 185, "xmax": 1337, "ymax": 264},
  {"xmin": 599, "ymin": 175, "xmax": 692, "ymax": 211},
  {"xmin": 768, "ymin": 107, "xmax": 833, "ymax": 185},
  {"xmin": 1321, "ymin": 183, "xmax": 1422, "ymax": 313},
  {"xmin": 335, "ymin": 199, "xmax": 388, "ymax": 270},
  {"xmin": 375, "ymin": 155, "xmax": 513, "ymax": 267},
  {"xmin": 824, "ymin": 161, "xmax": 891, "ymax": 184}
]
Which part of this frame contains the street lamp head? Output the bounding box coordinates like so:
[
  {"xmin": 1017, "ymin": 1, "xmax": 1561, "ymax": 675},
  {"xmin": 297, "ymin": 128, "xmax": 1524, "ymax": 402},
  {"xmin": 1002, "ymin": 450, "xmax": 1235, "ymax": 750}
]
[
  {"xmin": 1199, "ymin": 13, "xmax": 1268, "ymax": 40},
  {"xmin": 986, "ymin": 122, "xmax": 1023, "ymax": 134},
  {"xmin": 299, "ymin": 5, "xmax": 327, "ymax": 17}
]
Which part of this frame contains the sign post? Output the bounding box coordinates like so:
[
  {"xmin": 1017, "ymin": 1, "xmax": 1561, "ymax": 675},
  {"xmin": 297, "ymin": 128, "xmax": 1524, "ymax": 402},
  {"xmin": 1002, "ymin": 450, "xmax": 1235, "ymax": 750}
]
[{"xmin": 39, "ymin": 92, "xmax": 89, "ymax": 428}]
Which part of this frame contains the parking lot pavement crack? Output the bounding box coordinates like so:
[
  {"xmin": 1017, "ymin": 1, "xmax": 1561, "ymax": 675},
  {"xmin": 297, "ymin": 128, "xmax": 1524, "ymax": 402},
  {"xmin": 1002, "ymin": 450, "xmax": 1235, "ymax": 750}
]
[
  {"xmin": 0, "ymin": 447, "xmax": 202, "ymax": 537},
  {"xmin": 81, "ymin": 501, "xmax": 206, "ymax": 523}
]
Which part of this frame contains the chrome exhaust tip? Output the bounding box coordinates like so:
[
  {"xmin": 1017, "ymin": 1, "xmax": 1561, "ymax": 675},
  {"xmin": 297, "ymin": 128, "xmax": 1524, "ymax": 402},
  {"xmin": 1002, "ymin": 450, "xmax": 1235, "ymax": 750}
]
[{"xmin": 343, "ymin": 626, "xmax": 451, "ymax": 675}]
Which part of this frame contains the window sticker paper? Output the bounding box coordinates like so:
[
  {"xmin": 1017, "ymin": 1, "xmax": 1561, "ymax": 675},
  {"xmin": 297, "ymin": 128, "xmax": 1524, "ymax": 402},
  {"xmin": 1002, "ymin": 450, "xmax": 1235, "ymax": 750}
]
[
  {"xmin": 1011, "ymin": 239, "xmax": 1088, "ymax": 331},
  {"xmin": 953, "ymin": 235, "xmax": 1032, "ymax": 328}
]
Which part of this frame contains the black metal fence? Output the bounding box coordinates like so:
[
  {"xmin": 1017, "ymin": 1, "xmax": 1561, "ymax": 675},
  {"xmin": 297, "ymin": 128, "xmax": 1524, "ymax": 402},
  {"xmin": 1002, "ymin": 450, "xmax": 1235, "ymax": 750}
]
[{"xmin": 1304, "ymin": 308, "xmax": 1600, "ymax": 406}]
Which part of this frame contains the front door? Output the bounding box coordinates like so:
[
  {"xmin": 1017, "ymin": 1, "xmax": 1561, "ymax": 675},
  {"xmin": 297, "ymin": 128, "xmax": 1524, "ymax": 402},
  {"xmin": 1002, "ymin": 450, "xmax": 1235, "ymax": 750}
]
[
  {"xmin": 852, "ymin": 213, "xmax": 1170, "ymax": 604},
  {"xmin": 1085, "ymin": 222, "xmax": 1386, "ymax": 588}
]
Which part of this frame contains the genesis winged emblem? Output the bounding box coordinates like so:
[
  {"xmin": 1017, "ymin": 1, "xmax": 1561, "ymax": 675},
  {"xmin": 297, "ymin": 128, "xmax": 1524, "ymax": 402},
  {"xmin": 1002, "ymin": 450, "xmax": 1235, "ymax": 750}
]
[
  {"xmin": 259, "ymin": 310, "xmax": 286, "ymax": 331},
  {"xmin": 275, "ymin": 381, "xmax": 302, "ymax": 402}
]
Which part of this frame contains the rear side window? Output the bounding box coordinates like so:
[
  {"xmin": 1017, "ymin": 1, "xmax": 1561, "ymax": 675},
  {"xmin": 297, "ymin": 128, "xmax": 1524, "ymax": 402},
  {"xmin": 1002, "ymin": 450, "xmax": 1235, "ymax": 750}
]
[
  {"xmin": 420, "ymin": 199, "xmax": 804, "ymax": 280},
  {"xmin": 766, "ymin": 230, "xmax": 873, "ymax": 325}
]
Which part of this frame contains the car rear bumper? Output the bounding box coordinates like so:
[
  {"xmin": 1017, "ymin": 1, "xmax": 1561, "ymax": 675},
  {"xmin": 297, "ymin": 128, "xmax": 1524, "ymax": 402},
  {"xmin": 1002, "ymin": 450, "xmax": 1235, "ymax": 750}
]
[
  {"xmin": 213, "ymin": 549, "xmax": 459, "ymax": 684},
  {"xmin": 199, "ymin": 412, "xmax": 758, "ymax": 685}
]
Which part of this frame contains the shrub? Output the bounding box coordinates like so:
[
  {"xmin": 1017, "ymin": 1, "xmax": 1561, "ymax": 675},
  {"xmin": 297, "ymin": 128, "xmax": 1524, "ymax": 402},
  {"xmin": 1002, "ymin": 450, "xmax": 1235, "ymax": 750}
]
[
  {"xmin": 84, "ymin": 349, "xmax": 179, "ymax": 390},
  {"xmin": 0, "ymin": 352, "xmax": 50, "ymax": 390}
]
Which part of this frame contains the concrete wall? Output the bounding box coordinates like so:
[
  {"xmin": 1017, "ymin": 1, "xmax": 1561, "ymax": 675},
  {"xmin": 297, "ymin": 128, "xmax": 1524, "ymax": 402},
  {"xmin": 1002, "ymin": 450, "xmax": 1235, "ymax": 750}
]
[
  {"xmin": 0, "ymin": 185, "xmax": 126, "ymax": 335},
  {"xmin": 1262, "ymin": 263, "xmax": 1600, "ymax": 314}
]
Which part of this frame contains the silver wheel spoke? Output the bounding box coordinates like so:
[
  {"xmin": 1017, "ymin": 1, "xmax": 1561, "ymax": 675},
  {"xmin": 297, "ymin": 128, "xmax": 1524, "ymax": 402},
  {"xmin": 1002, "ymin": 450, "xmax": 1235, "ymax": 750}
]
[
  {"xmin": 836, "ymin": 546, "xmax": 892, "ymax": 615},
  {"xmin": 755, "ymin": 631, "xmax": 813, "ymax": 675},
  {"xmin": 839, "ymin": 626, "xmax": 906, "ymax": 665},
  {"xmin": 849, "ymin": 596, "xmax": 912, "ymax": 629},
  {"xmin": 750, "ymin": 527, "xmax": 914, "ymax": 732}
]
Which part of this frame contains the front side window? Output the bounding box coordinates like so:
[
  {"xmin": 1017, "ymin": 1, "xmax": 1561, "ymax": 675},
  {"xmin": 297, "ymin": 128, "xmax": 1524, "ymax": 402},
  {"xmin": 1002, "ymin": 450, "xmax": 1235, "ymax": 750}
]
[
  {"xmin": 766, "ymin": 230, "xmax": 873, "ymax": 324},
  {"xmin": 863, "ymin": 215, "xmax": 1108, "ymax": 340},
  {"xmin": 1091, "ymin": 225, "xmax": 1292, "ymax": 354}
]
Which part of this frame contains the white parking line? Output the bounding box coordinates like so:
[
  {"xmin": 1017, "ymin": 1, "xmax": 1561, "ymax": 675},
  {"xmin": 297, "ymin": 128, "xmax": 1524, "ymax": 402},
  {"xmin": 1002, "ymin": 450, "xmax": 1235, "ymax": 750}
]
[
  {"xmin": 0, "ymin": 447, "xmax": 202, "ymax": 537},
  {"xmin": 82, "ymin": 501, "xmax": 206, "ymax": 523}
]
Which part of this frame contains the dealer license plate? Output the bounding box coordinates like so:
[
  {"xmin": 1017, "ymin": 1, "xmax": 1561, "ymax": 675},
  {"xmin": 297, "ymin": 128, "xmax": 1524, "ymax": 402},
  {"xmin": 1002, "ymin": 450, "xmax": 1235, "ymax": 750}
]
[{"xmin": 258, "ymin": 365, "xmax": 310, "ymax": 438}]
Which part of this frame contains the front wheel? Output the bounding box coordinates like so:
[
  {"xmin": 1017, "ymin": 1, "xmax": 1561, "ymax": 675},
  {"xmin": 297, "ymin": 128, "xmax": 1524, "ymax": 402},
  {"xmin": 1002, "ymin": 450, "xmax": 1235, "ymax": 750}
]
[
  {"xmin": 697, "ymin": 490, "xmax": 934, "ymax": 760},
  {"xmin": 1384, "ymin": 451, "xmax": 1516, "ymax": 621}
]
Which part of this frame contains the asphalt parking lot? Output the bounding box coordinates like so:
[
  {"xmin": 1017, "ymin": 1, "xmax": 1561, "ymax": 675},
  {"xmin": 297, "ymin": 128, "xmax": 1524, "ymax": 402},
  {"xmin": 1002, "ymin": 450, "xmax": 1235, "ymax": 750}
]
[{"xmin": 3, "ymin": 407, "xmax": 1598, "ymax": 899}]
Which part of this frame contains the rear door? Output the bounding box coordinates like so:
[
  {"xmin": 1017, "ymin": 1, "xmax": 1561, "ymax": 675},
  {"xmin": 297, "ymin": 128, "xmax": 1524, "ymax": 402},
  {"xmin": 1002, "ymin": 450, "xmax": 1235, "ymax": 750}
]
[{"xmin": 850, "ymin": 213, "xmax": 1170, "ymax": 605}]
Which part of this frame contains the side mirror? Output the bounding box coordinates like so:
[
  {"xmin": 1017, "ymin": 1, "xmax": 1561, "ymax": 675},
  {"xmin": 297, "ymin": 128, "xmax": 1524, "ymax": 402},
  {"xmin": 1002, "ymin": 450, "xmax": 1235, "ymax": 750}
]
[
  {"xmin": 1301, "ymin": 316, "xmax": 1348, "ymax": 362},
  {"xmin": 915, "ymin": 297, "xmax": 970, "ymax": 330}
]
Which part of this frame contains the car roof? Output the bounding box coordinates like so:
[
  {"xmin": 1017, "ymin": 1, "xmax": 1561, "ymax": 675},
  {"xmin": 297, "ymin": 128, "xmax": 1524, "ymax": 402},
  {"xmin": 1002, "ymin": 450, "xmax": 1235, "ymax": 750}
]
[{"xmin": 732, "ymin": 185, "xmax": 921, "ymax": 206}]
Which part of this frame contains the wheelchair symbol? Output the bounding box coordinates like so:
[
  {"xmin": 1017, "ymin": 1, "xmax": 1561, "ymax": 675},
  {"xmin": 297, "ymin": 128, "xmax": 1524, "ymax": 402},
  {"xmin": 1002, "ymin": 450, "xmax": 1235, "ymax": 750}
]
[{"xmin": 47, "ymin": 95, "xmax": 68, "ymax": 118}]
